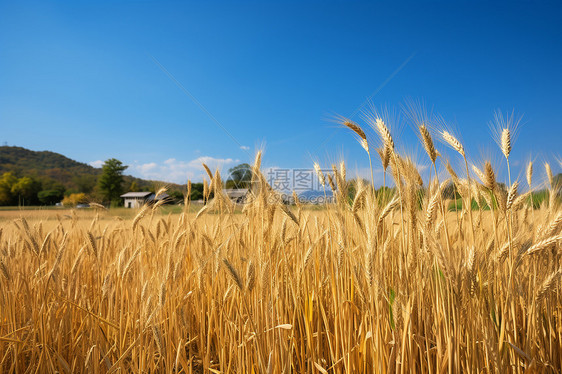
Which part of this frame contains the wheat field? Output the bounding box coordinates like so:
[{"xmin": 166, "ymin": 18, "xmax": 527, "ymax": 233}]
[{"xmin": 0, "ymin": 119, "xmax": 561, "ymax": 373}]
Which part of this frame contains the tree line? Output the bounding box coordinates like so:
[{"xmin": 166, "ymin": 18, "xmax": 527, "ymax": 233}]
[{"xmin": 0, "ymin": 158, "xmax": 204, "ymax": 207}]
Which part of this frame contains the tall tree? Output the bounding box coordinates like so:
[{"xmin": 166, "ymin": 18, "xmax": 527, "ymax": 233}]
[
  {"xmin": 97, "ymin": 158, "xmax": 127, "ymax": 205},
  {"xmin": 226, "ymin": 163, "xmax": 252, "ymax": 189}
]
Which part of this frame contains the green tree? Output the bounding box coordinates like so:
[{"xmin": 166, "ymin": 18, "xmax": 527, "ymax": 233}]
[
  {"xmin": 190, "ymin": 182, "xmax": 204, "ymax": 201},
  {"xmin": 37, "ymin": 178, "xmax": 66, "ymax": 205},
  {"xmin": 0, "ymin": 172, "xmax": 18, "ymax": 205},
  {"xmin": 11, "ymin": 176, "xmax": 42, "ymax": 205},
  {"xmin": 226, "ymin": 163, "xmax": 252, "ymax": 189},
  {"xmin": 97, "ymin": 158, "xmax": 128, "ymax": 205},
  {"xmin": 38, "ymin": 189, "xmax": 65, "ymax": 205}
]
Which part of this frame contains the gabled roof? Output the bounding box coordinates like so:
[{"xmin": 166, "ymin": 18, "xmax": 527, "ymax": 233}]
[
  {"xmin": 223, "ymin": 188, "xmax": 249, "ymax": 198},
  {"xmin": 121, "ymin": 192, "xmax": 153, "ymax": 198},
  {"xmin": 147, "ymin": 193, "xmax": 170, "ymax": 201}
]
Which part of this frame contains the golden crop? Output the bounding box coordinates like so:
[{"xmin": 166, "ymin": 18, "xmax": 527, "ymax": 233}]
[{"xmin": 0, "ymin": 116, "xmax": 560, "ymax": 373}]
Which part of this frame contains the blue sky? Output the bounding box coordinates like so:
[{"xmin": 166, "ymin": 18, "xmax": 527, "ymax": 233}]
[{"xmin": 1, "ymin": 1, "xmax": 560, "ymax": 185}]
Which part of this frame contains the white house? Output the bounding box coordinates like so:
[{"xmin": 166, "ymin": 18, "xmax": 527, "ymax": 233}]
[
  {"xmin": 121, "ymin": 192, "xmax": 152, "ymax": 208},
  {"xmin": 121, "ymin": 191, "xmax": 171, "ymax": 208},
  {"xmin": 223, "ymin": 188, "xmax": 249, "ymax": 204}
]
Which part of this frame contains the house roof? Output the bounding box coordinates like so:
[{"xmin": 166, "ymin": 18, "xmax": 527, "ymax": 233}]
[
  {"xmin": 147, "ymin": 193, "xmax": 170, "ymax": 201},
  {"xmin": 223, "ymin": 188, "xmax": 249, "ymax": 198},
  {"xmin": 121, "ymin": 192, "xmax": 153, "ymax": 198}
]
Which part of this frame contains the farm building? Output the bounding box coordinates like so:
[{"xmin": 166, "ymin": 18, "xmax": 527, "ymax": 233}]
[
  {"xmin": 223, "ymin": 188, "xmax": 249, "ymax": 204},
  {"xmin": 121, "ymin": 191, "xmax": 170, "ymax": 208},
  {"xmin": 121, "ymin": 192, "xmax": 151, "ymax": 208}
]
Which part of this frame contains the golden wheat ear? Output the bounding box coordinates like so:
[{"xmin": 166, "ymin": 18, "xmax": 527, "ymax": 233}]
[
  {"xmin": 441, "ymin": 131, "xmax": 465, "ymax": 157},
  {"xmin": 375, "ymin": 118, "xmax": 394, "ymax": 150},
  {"xmin": 341, "ymin": 120, "xmax": 369, "ymax": 153},
  {"xmin": 526, "ymin": 161, "xmax": 533, "ymax": 188},
  {"xmin": 419, "ymin": 125, "xmax": 437, "ymax": 163},
  {"xmin": 501, "ymin": 128, "xmax": 511, "ymax": 159},
  {"xmin": 545, "ymin": 162, "xmax": 553, "ymax": 188}
]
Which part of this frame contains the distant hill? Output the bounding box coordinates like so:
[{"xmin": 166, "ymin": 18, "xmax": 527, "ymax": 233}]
[
  {"xmin": 0, "ymin": 146, "xmax": 180, "ymax": 193},
  {"xmin": 298, "ymin": 189, "xmax": 334, "ymax": 204}
]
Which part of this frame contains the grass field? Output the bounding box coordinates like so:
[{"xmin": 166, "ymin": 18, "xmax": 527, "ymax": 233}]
[{"xmin": 0, "ymin": 121, "xmax": 561, "ymax": 373}]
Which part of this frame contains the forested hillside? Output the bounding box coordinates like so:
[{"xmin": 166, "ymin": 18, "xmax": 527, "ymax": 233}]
[
  {"xmin": 0, "ymin": 146, "xmax": 102, "ymax": 190},
  {"xmin": 0, "ymin": 146, "xmax": 184, "ymax": 205}
]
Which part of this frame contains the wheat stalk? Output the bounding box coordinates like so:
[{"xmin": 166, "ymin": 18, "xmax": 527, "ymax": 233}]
[
  {"xmin": 223, "ymin": 258, "xmax": 243, "ymax": 290},
  {"xmin": 525, "ymin": 235, "xmax": 562, "ymax": 256},
  {"xmin": 545, "ymin": 162, "xmax": 553, "ymax": 187},
  {"xmin": 501, "ymin": 128, "xmax": 511, "ymax": 159},
  {"xmin": 441, "ymin": 131, "xmax": 465, "ymax": 156},
  {"xmin": 420, "ymin": 125, "xmax": 438, "ymax": 163},
  {"xmin": 343, "ymin": 120, "xmax": 369, "ymax": 153},
  {"xmin": 375, "ymin": 118, "xmax": 394, "ymax": 150}
]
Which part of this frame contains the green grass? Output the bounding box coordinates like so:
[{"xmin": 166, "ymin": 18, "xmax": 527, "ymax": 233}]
[{"xmin": 447, "ymin": 190, "xmax": 557, "ymax": 211}]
